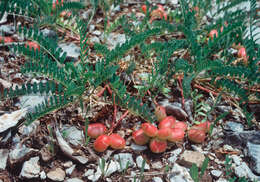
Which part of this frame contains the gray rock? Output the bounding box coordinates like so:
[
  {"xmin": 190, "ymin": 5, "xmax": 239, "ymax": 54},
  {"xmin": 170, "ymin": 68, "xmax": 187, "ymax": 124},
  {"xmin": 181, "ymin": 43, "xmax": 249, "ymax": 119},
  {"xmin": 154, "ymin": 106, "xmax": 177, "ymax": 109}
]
[
  {"xmin": 83, "ymin": 169, "xmax": 94, "ymax": 177},
  {"xmin": 17, "ymin": 96, "xmax": 47, "ymax": 113},
  {"xmin": 211, "ymin": 170, "xmax": 222, "ymax": 178},
  {"xmin": 47, "ymin": 168, "xmax": 66, "ymax": 181},
  {"xmin": 19, "ymin": 120, "xmax": 40, "ymax": 136},
  {"xmin": 90, "ymin": 36, "xmax": 100, "ymax": 44},
  {"xmin": 0, "ymin": 149, "xmax": 9, "ymax": 170},
  {"xmin": 56, "ymin": 129, "xmax": 88, "ymax": 164},
  {"xmin": 160, "ymin": 100, "xmax": 188, "ymax": 120},
  {"xmin": 234, "ymin": 162, "xmax": 260, "ymax": 181},
  {"xmin": 0, "ymin": 109, "xmax": 27, "ymax": 133},
  {"xmin": 61, "ymin": 125, "xmax": 84, "ymax": 146},
  {"xmin": 104, "ymin": 160, "xmax": 119, "ymax": 177},
  {"xmin": 0, "ymin": 12, "xmax": 7, "ymax": 24},
  {"xmin": 92, "ymin": 30, "xmax": 101, "ymax": 36},
  {"xmin": 136, "ymin": 156, "xmax": 150, "ymax": 170},
  {"xmin": 105, "ymin": 33, "xmax": 126, "ymax": 50},
  {"xmin": 114, "ymin": 153, "xmax": 135, "ymax": 170},
  {"xmin": 40, "ymin": 171, "xmax": 46, "ymax": 180},
  {"xmin": 184, "ymin": 100, "xmax": 193, "ymax": 121},
  {"xmin": 153, "ymin": 177, "xmax": 163, "ymax": 182},
  {"xmin": 89, "ymin": 25, "xmax": 95, "ymax": 32},
  {"xmin": 59, "ymin": 43, "xmax": 80, "ymax": 62},
  {"xmin": 12, "ymin": 135, "xmax": 21, "ymax": 147},
  {"xmin": 168, "ymin": 148, "xmax": 182, "ymax": 163},
  {"xmin": 130, "ymin": 143, "xmax": 147, "ymax": 151},
  {"xmin": 0, "ymin": 25, "xmax": 15, "ymax": 35},
  {"xmin": 179, "ymin": 150, "xmax": 205, "ymax": 168},
  {"xmin": 20, "ymin": 157, "xmax": 40, "ymax": 179},
  {"xmin": 63, "ymin": 161, "xmax": 73, "ymax": 168},
  {"xmin": 87, "ymin": 169, "xmax": 102, "ymax": 182},
  {"xmin": 66, "ymin": 164, "xmax": 76, "ymax": 175},
  {"xmin": 216, "ymin": 178, "xmax": 228, "ymax": 182},
  {"xmin": 9, "ymin": 145, "xmax": 37, "ymax": 165},
  {"xmin": 168, "ymin": 163, "xmax": 193, "ymax": 182},
  {"xmin": 231, "ymin": 155, "xmax": 242, "ymax": 166},
  {"xmin": 41, "ymin": 28, "xmax": 57, "ymax": 40},
  {"xmin": 65, "ymin": 178, "xmax": 84, "ymax": 182},
  {"xmin": 224, "ymin": 121, "xmax": 244, "ymax": 132},
  {"xmin": 247, "ymin": 141, "xmax": 260, "ymax": 175}
]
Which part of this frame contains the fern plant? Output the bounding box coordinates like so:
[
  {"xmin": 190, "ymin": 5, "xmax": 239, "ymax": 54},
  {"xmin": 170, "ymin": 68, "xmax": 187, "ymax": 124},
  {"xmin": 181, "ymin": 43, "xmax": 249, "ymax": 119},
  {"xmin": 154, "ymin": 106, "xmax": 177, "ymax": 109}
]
[{"xmin": 0, "ymin": 1, "xmax": 159, "ymax": 125}]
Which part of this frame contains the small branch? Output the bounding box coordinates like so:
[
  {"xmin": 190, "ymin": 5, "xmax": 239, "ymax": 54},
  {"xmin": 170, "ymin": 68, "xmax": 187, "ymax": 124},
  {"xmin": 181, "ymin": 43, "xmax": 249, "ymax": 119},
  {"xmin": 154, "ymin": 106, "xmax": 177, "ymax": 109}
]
[{"xmin": 178, "ymin": 75, "xmax": 185, "ymax": 108}]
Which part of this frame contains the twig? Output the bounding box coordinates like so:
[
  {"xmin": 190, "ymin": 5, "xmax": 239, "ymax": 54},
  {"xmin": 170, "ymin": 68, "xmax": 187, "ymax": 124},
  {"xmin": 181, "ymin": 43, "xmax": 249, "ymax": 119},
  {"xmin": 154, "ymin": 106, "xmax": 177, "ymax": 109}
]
[{"xmin": 178, "ymin": 75, "xmax": 185, "ymax": 108}]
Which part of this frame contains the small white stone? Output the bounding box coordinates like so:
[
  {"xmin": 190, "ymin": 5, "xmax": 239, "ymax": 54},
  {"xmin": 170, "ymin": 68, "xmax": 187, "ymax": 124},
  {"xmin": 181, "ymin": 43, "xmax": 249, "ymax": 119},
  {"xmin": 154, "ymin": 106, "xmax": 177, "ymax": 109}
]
[
  {"xmin": 40, "ymin": 171, "xmax": 46, "ymax": 180},
  {"xmin": 66, "ymin": 164, "xmax": 76, "ymax": 175},
  {"xmin": 136, "ymin": 156, "xmax": 150, "ymax": 170},
  {"xmin": 20, "ymin": 157, "xmax": 40, "ymax": 179},
  {"xmin": 0, "ymin": 149, "xmax": 9, "ymax": 170},
  {"xmin": 83, "ymin": 169, "xmax": 94, "ymax": 177},
  {"xmin": 47, "ymin": 168, "xmax": 65, "ymax": 181},
  {"xmin": 130, "ymin": 143, "xmax": 147, "ymax": 151},
  {"xmin": 63, "ymin": 161, "xmax": 73, "ymax": 168},
  {"xmin": 211, "ymin": 170, "xmax": 222, "ymax": 177}
]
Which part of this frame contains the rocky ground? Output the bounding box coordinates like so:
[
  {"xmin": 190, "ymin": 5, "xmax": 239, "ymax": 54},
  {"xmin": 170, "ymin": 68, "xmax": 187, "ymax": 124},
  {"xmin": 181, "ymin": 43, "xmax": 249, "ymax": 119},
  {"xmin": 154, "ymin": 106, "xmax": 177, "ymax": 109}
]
[{"xmin": 0, "ymin": 0, "xmax": 260, "ymax": 182}]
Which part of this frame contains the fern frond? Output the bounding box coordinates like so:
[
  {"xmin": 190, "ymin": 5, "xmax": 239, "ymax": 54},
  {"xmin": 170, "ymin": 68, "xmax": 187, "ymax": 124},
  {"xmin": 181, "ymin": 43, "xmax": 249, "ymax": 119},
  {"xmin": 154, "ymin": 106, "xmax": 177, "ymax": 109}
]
[
  {"xmin": 25, "ymin": 94, "xmax": 74, "ymax": 125},
  {"xmin": 0, "ymin": 81, "xmax": 63, "ymax": 100}
]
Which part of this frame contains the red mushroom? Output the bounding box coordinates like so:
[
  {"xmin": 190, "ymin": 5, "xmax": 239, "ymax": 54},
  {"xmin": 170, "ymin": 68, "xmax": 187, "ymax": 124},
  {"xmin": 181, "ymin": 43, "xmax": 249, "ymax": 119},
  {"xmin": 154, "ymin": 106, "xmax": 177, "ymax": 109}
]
[
  {"xmin": 109, "ymin": 134, "xmax": 126, "ymax": 149},
  {"xmin": 157, "ymin": 128, "xmax": 171, "ymax": 140},
  {"xmin": 132, "ymin": 129, "xmax": 150, "ymax": 145},
  {"xmin": 158, "ymin": 116, "xmax": 176, "ymax": 129},
  {"xmin": 167, "ymin": 128, "xmax": 185, "ymax": 142},
  {"xmin": 142, "ymin": 123, "xmax": 158, "ymax": 137},
  {"xmin": 172, "ymin": 122, "xmax": 188, "ymax": 131},
  {"xmin": 87, "ymin": 123, "xmax": 107, "ymax": 138},
  {"xmin": 187, "ymin": 127, "xmax": 206, "ymax": 143},
  {"xmin": 209, "ymin": 29, "xmax": 218, "ymax": 40},
  {"xmin": 149, "ymin": 138, "xmax": 167, "ymax": 153},
  {"xmin": 94, "ymin": 135, "xmax": 110, "ymax": 152}
]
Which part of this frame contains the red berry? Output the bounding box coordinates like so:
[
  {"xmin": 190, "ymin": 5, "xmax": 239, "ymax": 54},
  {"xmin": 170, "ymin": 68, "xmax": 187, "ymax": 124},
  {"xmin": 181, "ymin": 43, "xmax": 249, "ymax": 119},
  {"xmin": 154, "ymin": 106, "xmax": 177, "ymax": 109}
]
[
  {"xmin": 196, "ymin": 121, "xmax": 211, "ymax": 133},
  {"xmin": 132, "ymin": 129, "xmax": 150, "ymax": 145},
  {"xmin": 167, "ymin": 128, "xmax": 185, "ymax": 142},
  {"xmin": 25, "ymin": 41, "xmax": 40, "ymax": 51},
  {"xmin": 142, "ymin": 123, "xmax": 158, "ymax": 137},
  {"xmin": 0, "ymin": 36, "xmax": 14, "ymax": 43},
  {"xmin": 155, "ymin": 105, "xmax": 167, "ymax": 122},
  {"xmin": 87, "ymin": 123, "xmax": 107, "ymax": 138},
  {"xmin": 149, "ymin": 138, "xmax": 167, "ymax": 153},
  {"xmin": 238, "ymin": 47, "xmax": 247, "ymax": 58},
  {"xmin": 109, "ymin": 134, "xmax": 126, "ymax": 149},
  {"xmin": 209, "ymin": 29, "xmax": 218, "ymax": 39},
  {"xmin": 94, "ymin": 135, "xmax": 110, "ymax": 152},
  {"xmin": 187, "ymin": 127, "xmax": 206, "ymax": 143},
  {"xmin": 157, "ymin": 128, "xmax": 171, "ymax": 140},
  {"xmin": 172, "ymin": 122, "xmax": 187, "ymax": 131},
  {"xmin": 158, "ymin": 116, "xmax": 176, "ymax": 129},
  {"xmin": 141, "ymin": 5, "xmax": 147, "ymax": 14}
]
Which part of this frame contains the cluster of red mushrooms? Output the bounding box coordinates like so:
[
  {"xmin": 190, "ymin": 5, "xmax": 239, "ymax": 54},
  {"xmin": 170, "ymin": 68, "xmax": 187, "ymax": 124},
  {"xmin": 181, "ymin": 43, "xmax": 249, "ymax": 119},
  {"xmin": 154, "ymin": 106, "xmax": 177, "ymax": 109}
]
[{"xmin": 87, "ymin": 105, "xmax": 211, "ymax": 153}]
